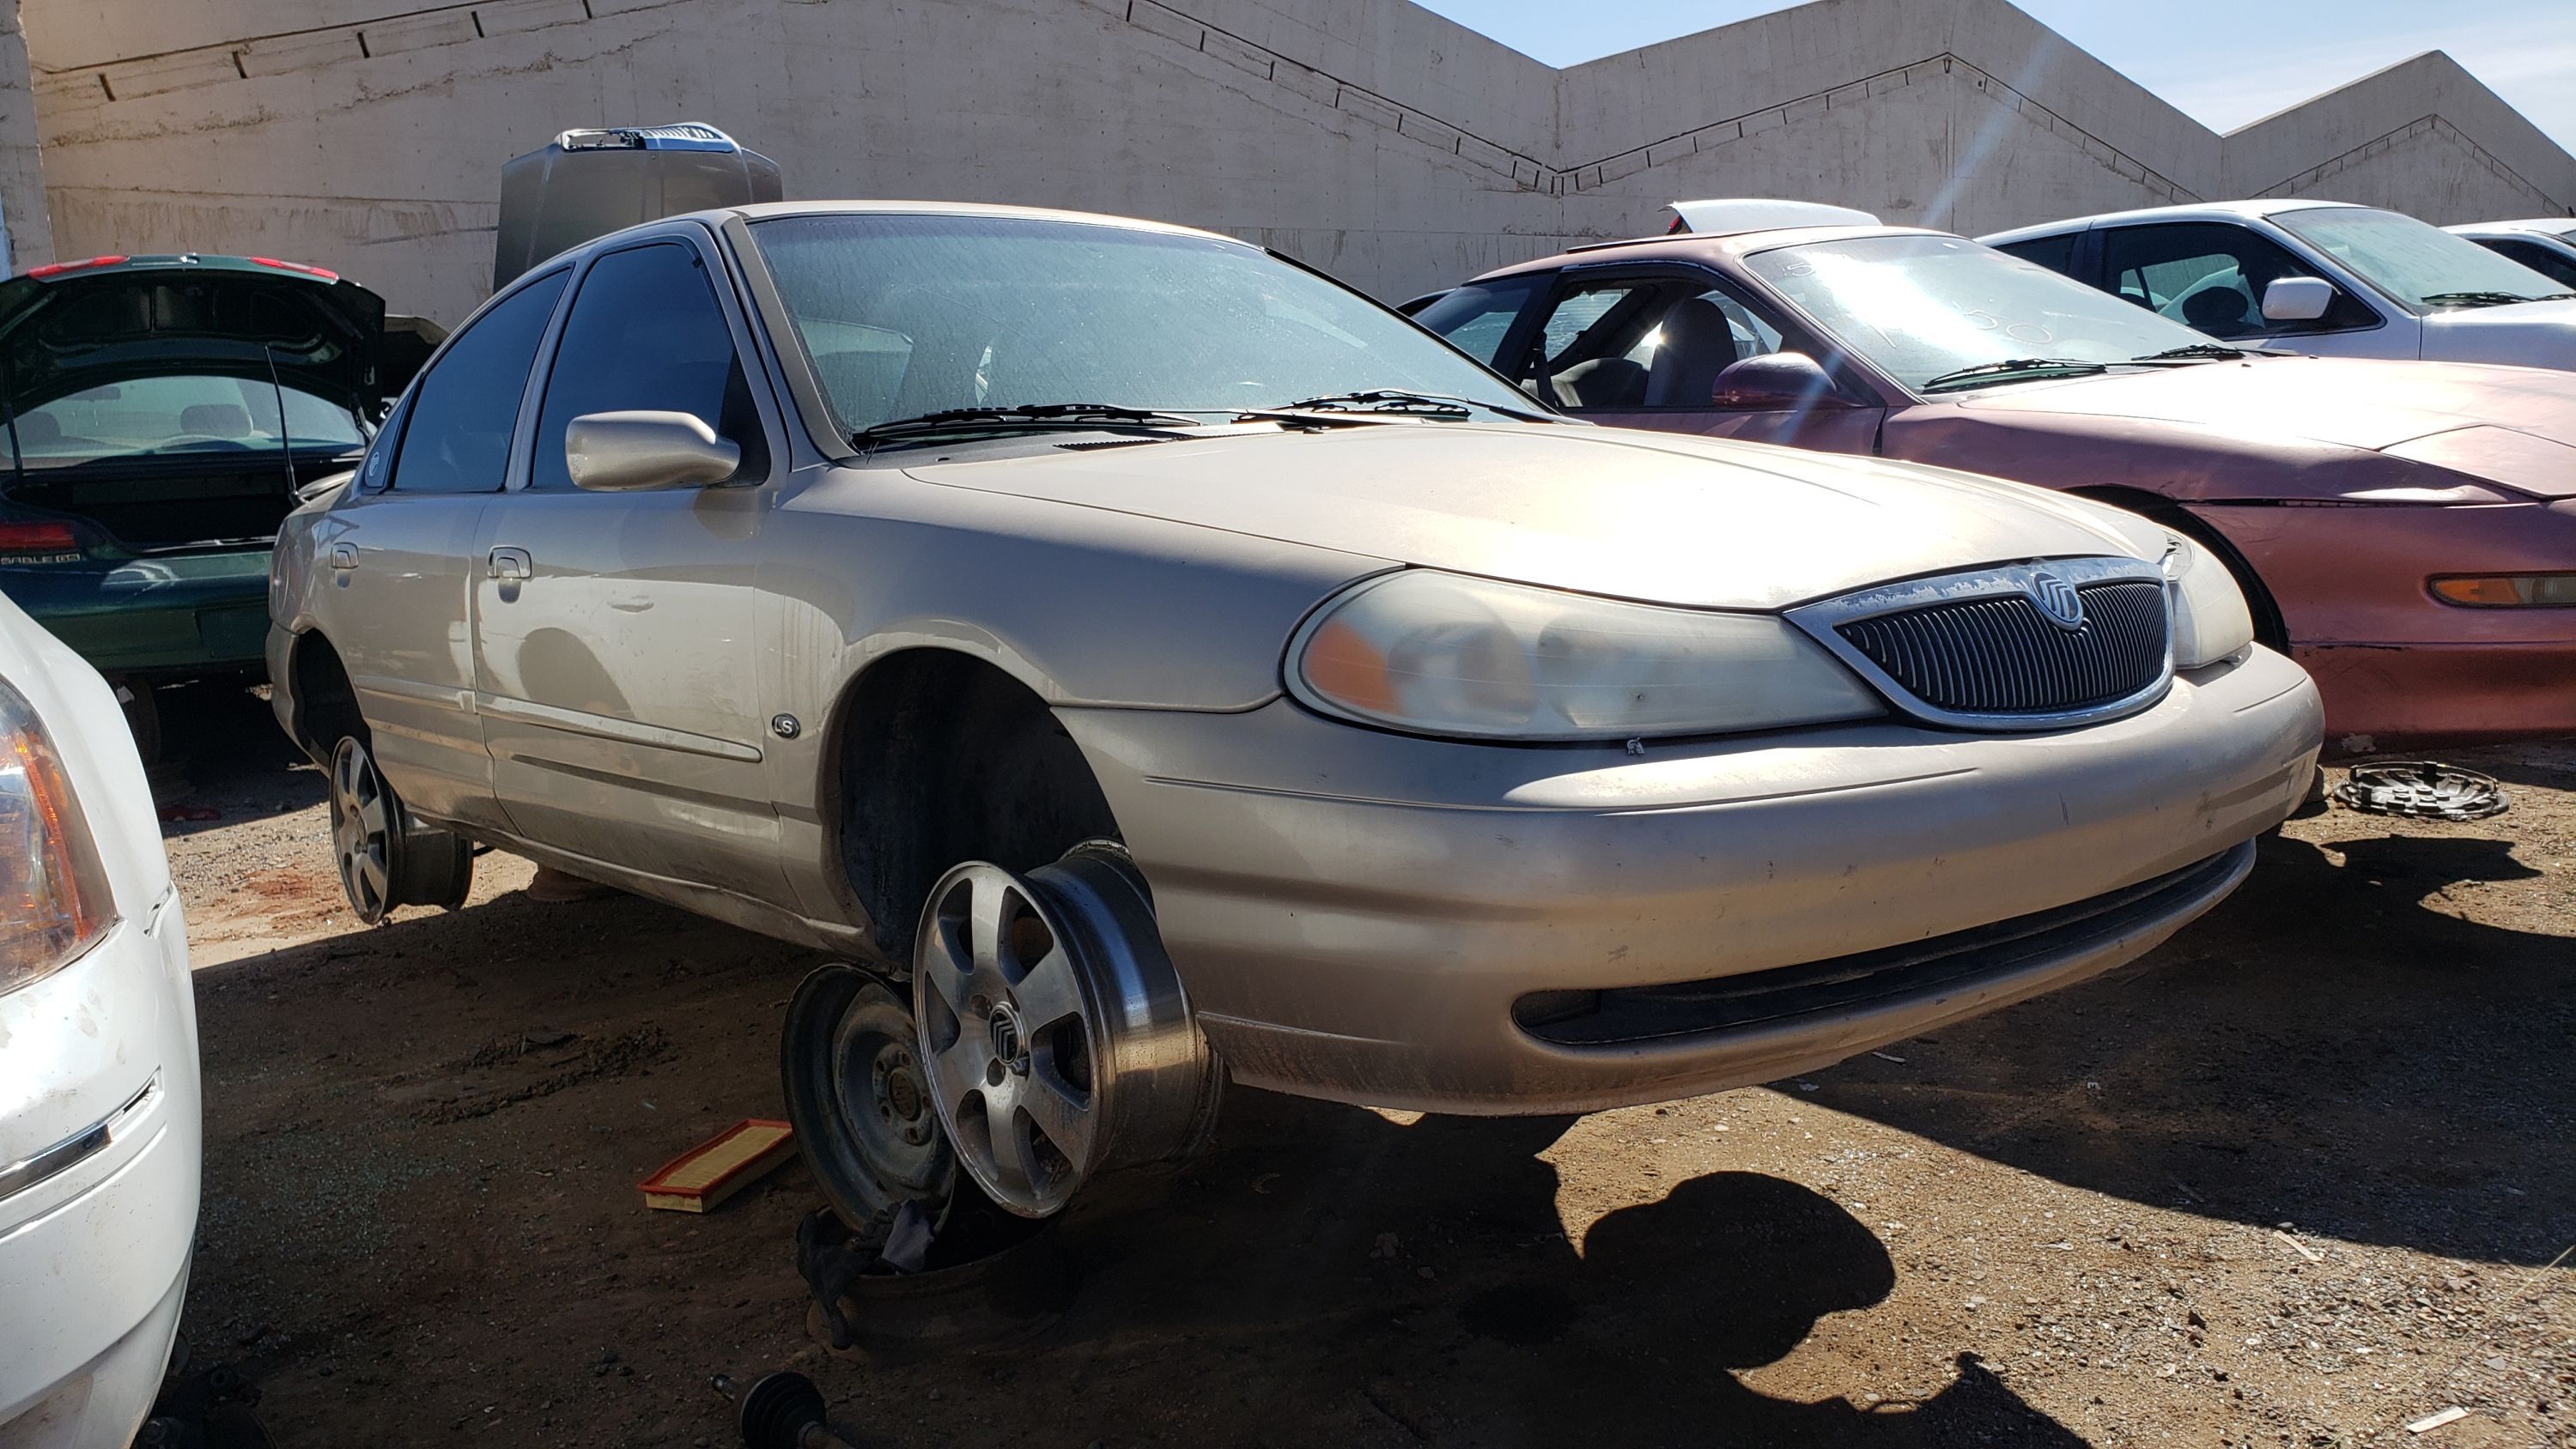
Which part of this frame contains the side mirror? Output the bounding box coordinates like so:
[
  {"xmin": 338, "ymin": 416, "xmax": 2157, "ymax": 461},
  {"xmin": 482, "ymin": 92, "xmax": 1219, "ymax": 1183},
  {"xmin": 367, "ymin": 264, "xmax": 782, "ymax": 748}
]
[
  {"xmin": 565, "ymin": 410, "xmax": 741, "ymax": 492},
  {"xmin": 1710, "ymin": 352, "xmax": 1850, "ymax": 412},
  {"xmin": 2260, "ymin": 276, "xmax": 2335, "ymax": 323}
]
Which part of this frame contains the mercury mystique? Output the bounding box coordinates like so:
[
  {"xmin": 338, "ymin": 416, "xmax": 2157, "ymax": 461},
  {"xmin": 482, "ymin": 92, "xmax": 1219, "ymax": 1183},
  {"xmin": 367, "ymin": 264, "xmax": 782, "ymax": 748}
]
[{"xmin": 266, "ymin": 203, "xmax": 2321, "ymax": 1225}]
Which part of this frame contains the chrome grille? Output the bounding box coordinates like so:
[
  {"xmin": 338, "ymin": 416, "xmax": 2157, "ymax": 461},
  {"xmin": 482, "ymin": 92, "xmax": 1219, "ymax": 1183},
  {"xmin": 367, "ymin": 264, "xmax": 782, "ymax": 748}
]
[{"xmin": 1834, "ymin": 579, "xmax": 2167, "ymax": 716}]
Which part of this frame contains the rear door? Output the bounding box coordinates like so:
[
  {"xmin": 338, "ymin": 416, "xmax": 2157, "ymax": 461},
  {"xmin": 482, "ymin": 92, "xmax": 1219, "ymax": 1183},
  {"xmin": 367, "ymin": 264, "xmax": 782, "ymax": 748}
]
[
  {"xmin": 1511, "ymin": 269, "xmax": 1884, "ymax": 452},
  {"xmin": 312, "ymin": 269, "xmax": 569, "ymax": 832},
  {"xmin": 471, "ymin": 229, "xmax": 787, "ymax": 902}
]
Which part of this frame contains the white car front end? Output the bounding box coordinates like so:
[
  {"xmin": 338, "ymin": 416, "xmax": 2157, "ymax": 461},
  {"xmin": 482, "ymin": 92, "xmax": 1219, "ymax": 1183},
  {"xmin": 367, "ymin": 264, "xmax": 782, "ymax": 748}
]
[{"xmin": 0, "ymin": 594, "xmax": 200, "ymax": 1449}]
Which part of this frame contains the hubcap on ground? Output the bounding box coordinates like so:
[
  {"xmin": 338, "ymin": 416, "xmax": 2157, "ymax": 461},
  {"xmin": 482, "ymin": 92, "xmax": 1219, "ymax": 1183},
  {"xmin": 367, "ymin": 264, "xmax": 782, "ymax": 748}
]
[
  {"xmin": 914, "ymin": 846, "xmax": 1219, "ymax": 1220},
  {"xmin": 329, "ymin": 736, "xmax": 397, "ymax": 922}
]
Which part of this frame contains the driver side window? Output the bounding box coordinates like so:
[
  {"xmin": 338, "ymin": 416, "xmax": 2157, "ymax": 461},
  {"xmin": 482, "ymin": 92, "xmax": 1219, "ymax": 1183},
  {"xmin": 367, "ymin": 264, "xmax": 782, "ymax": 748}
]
[
  {"xmin": 1521, "ymin": 281, "xmax": 1790, "ymax": 411},
  {"xmin": 2100, "ymin": 223, "xmax": 2373, "ymax": 337},
  {"xmin": 529, "ymin": 240, "xmax": 769, "ymax": 490}
]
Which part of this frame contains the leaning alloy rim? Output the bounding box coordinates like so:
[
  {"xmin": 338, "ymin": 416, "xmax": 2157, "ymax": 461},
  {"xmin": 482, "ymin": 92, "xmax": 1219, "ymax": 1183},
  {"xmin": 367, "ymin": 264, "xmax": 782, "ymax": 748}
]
[
  {"xmin": 914, "ymin": 864, "xmax": 1102, "ymax": 1218},
  {"xmin": 329, "ymin": 737, "xmax": 395, "ymax": 920}
]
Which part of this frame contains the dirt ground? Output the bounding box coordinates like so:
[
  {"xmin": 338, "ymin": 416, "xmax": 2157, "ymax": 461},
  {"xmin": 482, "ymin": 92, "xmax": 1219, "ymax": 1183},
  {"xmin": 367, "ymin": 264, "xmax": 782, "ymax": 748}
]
[{"xmin": 151, "ymin": 684, "xmax": 2573, "ymax": 1448}]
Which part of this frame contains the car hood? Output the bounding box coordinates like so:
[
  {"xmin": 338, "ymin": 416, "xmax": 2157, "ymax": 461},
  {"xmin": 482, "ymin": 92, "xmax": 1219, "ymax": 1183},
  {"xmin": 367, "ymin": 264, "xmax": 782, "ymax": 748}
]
[
  {"xmin": 0, "ymin": 256, "xmax": 389, "ymax": 415},
  {"xmin": 1950, "ymin": 354, "xmax": 2576, "ymax": 453},
  {"xmin": 903, "ymin": 423, "xmax": 2156, "ymax": 611}
]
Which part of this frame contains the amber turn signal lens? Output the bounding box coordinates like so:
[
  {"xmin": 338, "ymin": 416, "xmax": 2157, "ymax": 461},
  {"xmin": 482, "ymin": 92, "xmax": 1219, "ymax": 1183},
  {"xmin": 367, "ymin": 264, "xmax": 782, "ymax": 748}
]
[{"xmin": 2431, "ymin": 574, "xmax": 2576, "ymax": 608}]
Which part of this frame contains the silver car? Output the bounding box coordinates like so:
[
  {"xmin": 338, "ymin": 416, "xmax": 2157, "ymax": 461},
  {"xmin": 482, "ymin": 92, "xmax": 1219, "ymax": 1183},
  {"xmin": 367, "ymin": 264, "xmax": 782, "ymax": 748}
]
[{"xmin": 267, "ymin": 203, "xmax": 2321, "ymax": 1224}]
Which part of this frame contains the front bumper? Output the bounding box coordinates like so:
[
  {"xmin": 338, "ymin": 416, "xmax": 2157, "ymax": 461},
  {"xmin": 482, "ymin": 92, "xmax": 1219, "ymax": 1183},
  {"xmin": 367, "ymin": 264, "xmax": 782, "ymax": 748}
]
[
  {"xmin": 0, "ymin": 551, "xmax": 272, "ymax": 678},
  {"xmin": 0, "ymin": 893, "xmax": 202, "ymax": 1447},
  {"xmin": 1061, "ymin": 645, "xmax": 2321, "ymax": 1113}
]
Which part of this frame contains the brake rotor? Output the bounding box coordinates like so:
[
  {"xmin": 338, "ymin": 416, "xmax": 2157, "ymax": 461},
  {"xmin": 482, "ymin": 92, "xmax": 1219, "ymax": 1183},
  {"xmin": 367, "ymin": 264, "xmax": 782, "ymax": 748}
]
[
  {"xmin": 912, "ymin": 843, "xmax": 1220, "ymax": 1219},
  {"xmin": 781, "ymin": 964, "xmax": 960, "ymax": 1232}
]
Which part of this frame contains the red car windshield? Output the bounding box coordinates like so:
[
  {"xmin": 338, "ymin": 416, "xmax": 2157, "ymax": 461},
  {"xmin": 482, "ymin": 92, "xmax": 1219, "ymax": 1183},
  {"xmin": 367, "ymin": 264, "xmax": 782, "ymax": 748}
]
[{"xmin": 1746, "ymin": 234, "xmax": 2220, "ymax": 392}]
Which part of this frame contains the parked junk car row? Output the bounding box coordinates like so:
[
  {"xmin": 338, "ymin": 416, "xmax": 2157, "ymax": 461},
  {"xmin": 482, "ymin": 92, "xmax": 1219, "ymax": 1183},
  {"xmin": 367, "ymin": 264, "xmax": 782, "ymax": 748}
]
[
  {"xmin": 1, "ymin": 160, "xmax": 2557, "ymax": 1446},
  {"xmin": 1420, "ymin": 200, "xmax": 2576, "ymax": 755}
]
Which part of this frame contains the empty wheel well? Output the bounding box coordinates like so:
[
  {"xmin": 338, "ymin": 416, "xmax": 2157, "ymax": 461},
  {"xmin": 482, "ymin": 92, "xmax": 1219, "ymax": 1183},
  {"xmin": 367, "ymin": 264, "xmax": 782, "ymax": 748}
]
[
  {"xmin": 2066, "ymin": 487, "xmax": 2289, "ymax": 651},
  {"xmin": 289, "ymin": 629, "xmax": 367, "ymax": 761},
  {"xmin": 826, "ymin": 651, "xmax": 1121, "ymax": 969}
]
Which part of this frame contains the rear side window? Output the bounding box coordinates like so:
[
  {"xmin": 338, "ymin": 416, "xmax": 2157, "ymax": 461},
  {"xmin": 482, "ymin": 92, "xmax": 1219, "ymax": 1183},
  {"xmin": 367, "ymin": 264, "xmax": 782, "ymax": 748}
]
[
  {"xmin": 1992, "ymin": 233, "xmax": 2078, "ymax": 277},
  {"xmin": 389, "ymin": 270, "xmax": 568, "ymax": 493},
  {"xmin": 529, "ymin": 241, "xmax": 766, "ymax": 489}
]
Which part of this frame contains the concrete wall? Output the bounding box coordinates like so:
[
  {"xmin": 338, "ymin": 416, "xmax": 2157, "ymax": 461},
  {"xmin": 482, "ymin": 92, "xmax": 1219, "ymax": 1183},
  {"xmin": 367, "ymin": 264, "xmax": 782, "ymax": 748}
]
[
  {"xmin": 17, "ymin": 0, "xmax": 2574, "ymax": 324},
  {"xmin": 0, "ymin": 3, "xmax": 50, "ymax": 271}
]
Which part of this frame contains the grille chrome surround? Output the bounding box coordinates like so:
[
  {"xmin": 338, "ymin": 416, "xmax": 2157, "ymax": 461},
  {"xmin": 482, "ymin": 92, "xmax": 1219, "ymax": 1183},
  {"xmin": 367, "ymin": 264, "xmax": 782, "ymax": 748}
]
[{"xmin": 1786, "ymin": 557, "xmax": 2174, "ymax": 731}]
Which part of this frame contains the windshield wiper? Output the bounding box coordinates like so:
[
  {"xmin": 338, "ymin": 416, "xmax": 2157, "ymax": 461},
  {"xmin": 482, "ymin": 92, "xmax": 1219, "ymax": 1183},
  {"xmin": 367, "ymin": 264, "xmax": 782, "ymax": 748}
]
[
  {"xmin": 2132, "ymin": 343, "xmax": 2246, "ymax": 362},
  {"xmin": 1917, "ymin": 358, "xmax": 2111, "ymax": 392},
  {"xmin": 1249, "ymin": 389, "xmax": 1552, "ymax": 423},
  {"xmin": 853, "ymin": 403, "xmax": 1198, "ymax": 449},
  {"xmin": 2419, "ymin": 290, "xmax": 2561, "ymax": 309}
]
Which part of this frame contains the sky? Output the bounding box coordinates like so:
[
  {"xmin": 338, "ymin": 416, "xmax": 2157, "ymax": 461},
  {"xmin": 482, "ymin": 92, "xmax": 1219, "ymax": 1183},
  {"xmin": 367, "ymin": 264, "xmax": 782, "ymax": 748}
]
[{"xmin": 1407, "ymin": 0, "xmax": 2576, "ymax": 153}]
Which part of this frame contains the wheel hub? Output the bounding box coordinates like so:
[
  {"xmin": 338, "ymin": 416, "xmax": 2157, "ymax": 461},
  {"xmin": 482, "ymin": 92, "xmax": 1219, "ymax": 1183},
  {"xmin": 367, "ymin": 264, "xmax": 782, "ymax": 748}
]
[{"xmin": 914, "ymin": 847, "xmax": 1219, "ymax": 1219}]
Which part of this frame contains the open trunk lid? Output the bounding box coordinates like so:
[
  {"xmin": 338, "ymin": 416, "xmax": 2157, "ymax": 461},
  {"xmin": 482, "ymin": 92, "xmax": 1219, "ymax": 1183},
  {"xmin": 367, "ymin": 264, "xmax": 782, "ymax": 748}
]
[{"xmin": 0, "ymin": 255, "xmax": 391, "ymax": 553}]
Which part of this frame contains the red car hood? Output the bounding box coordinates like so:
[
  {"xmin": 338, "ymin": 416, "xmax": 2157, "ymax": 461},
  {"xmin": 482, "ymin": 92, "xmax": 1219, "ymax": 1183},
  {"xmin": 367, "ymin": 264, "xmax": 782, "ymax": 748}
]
[{"xmin": 1953, "ymin": 355, "xmax": 2576, "ymax": 453}]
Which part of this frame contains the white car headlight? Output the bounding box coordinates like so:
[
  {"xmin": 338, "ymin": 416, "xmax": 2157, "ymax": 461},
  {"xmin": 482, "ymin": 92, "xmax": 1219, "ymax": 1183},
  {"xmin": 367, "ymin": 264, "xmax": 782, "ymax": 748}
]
[
  {"xmin": 1288, "ymin": 571, "xmax": 1883, "ymax": 741},
  {"xmin": 2164, "ymin": 536, "xmax": 2255, "ymax": 670}
]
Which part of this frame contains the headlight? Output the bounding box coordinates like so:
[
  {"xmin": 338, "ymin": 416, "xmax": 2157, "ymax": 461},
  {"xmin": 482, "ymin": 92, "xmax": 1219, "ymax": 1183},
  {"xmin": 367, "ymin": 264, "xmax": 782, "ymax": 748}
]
[
  {"xmin": 2163, "ymin": 536, "xmax": 2255, "ymax": 670},
  {"xmin": 1288, "ymin": 571, "xmax": 1882, "ymax": 741},
  {"xmin": 0, "ymin": 676, "xmax": 112, "ymax": 995}
]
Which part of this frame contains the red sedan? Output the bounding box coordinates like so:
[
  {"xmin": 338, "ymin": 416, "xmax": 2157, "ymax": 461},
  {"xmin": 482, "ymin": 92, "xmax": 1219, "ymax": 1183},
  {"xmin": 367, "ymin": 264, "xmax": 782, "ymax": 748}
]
[{"xmin": 1419, "ymin": 203, "xmax": 2576, "ymax": 755}]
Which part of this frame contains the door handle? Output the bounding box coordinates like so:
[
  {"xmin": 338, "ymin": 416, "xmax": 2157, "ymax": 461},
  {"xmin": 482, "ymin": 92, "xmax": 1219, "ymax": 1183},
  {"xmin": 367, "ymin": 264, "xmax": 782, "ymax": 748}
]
[
  {"xmin": 328, "ymin": 542, "xmax": 357, "ymax": 570},
  {"xmin": 487, "ymin": 547, "xmax": 532, "ymax": 582}
]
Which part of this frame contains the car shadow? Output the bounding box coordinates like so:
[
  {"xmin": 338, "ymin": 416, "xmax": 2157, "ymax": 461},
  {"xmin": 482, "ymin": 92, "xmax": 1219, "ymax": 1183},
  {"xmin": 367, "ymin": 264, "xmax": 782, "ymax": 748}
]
[
  {"xmin": 1801, "ymin": 828, "xmax": 2575, "ymax": 1264},
  {"xmin": 1055, "ymin": 1102, "xmax": 2088, "ymax": 1446},
  {"xmin": 150, "ymin": 681, "xmax": 323, "ymax": 834}
]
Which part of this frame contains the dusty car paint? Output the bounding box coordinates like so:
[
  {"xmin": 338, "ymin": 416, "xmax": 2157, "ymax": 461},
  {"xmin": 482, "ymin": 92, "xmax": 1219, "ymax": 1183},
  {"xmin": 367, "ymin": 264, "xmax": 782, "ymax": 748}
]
[{"xmin": 270, "ymin": 203, "xmax": 2319, "ymax": 1114}]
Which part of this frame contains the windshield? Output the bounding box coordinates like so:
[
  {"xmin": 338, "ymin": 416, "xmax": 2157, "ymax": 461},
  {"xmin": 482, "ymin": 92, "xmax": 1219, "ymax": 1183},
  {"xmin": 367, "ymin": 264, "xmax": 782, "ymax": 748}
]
[
  {"xmin": 2271, "ymin": 207, "xmax": 2568, "ymax": 310},
  {"xmin": 1743, "ymin": 234, "xmax": 2218, "ymax": 391},
  {"xmin": 750, "ymin": 214, "xmax": 1534, "ymax": 433},
  {"xmin": 11, "ymin": 375, "xmax": 365, "ymax": 470}
]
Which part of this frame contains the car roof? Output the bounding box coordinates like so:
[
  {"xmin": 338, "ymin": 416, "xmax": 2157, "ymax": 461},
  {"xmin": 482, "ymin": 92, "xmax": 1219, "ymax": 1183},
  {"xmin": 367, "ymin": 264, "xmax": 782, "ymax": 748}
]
[
  {"xmin": 1978, "ymin": 198, "xmax": 2366, "ymax": 246},
  {"xmin": 688, "ymin": 199, "xmax": 1243, "ymax": 246},
  {"xmin": 1465, "ymin": 223, "xmax": 1956, "ymax": 283}
]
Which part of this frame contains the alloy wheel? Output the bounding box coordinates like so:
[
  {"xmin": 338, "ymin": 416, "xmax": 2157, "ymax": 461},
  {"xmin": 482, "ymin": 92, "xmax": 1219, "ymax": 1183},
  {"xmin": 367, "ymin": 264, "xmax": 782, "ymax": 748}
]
[
  {"xmin": 329, "ymin": 736, "xmax": 398, "ymax": 922},
  {"xmin": 913, "ymin": 846, "xmax": 1219, "ymax": 1220}
]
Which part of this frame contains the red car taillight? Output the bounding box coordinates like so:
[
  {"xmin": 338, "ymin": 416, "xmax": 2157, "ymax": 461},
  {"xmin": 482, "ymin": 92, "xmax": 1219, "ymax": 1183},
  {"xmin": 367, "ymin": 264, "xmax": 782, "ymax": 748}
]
[{"xmin": 0, "ymin": 516, "xmax": 90, "ymax": 563}]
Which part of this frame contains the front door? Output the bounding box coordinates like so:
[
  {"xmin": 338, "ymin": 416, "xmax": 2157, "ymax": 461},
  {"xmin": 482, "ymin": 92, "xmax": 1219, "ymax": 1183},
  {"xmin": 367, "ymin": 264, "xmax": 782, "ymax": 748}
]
[
  {"xmin": 1507, "ymin": 273, "xmax": 1885, "ymax": 452},
  {"xmin": 314, "ymin": 269, "xmax": 569, "ymax": 834},
  {"xmin": 471, "ymin": 233, "xmax": 787, "ymax": 903}
]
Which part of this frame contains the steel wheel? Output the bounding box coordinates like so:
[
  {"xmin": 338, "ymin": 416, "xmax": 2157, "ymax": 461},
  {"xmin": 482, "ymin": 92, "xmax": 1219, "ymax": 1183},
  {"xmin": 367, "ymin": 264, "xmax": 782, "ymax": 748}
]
[
  {"xmin": 330, "ymin": 736, "xmax": 398, "ymax": 923},
  {"xmin": 913, "ymin": 846, "xmax": 1218, "ymax": 1219},
  {"xmin": 781, "ymin": 965, "xmax": 959, "ymax": 1230}
]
